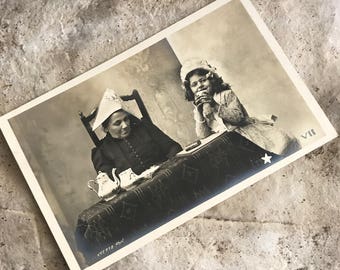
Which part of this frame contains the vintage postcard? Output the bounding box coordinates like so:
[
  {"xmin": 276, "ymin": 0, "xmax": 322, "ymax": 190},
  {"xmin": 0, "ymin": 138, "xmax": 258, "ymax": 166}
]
[{"xmin": 0, "ymin": 0, "xmax": 337, "ymax": 269}]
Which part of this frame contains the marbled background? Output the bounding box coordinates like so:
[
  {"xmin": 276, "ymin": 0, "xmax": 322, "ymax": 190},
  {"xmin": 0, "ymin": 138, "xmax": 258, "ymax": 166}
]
[{"xmin": 0, "ymin": 0, "xmax": 339, "ymax": 269}]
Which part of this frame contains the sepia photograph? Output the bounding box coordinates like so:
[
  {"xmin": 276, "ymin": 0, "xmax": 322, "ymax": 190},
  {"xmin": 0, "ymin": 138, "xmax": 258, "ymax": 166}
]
[{"xmin": 0, "ymin": 0, "xmax": 337, "ymax": 269}]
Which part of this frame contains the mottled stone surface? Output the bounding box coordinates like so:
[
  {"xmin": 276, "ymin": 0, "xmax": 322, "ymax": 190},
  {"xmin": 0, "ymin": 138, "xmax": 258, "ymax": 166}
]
[
  {"xmin": 0, "ymin": 210, "xmax": 43, "ymax": 269},
  {"xmin": 0, "ymin": 0, "xmax": 339, "ymax": 270},
  {"xmin": 116, "ymin": 218, "xmax": 340, "ymax": 270}
]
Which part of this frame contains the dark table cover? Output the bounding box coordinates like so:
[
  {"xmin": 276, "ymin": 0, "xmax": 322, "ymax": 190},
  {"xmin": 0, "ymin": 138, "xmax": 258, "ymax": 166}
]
[{"xmin": 75, "ymin": 131, "xmax": 280, "ymax": 264}]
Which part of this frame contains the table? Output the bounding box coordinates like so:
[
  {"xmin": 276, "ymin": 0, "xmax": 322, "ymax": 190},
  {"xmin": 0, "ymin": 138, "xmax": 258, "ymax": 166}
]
[{"xmin": 75, "ymin": 131, "xmax": 280, "ymax": 264}]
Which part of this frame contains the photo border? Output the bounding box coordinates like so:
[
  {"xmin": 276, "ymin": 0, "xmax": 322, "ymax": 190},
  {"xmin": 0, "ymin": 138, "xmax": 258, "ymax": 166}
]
[{"xmin": 0, "ymin": 0, "xmax": 337, "ymax": 269}]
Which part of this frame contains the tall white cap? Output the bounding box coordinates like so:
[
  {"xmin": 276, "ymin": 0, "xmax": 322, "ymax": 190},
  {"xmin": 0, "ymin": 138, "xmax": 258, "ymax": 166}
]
[{"xmin": 92, "ymin": 88, "xmax": 126, "ymax": 130}]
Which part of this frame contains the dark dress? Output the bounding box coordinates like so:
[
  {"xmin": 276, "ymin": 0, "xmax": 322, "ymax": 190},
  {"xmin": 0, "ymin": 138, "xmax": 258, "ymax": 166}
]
[{"xmin": 91, "ymin": 117, "xmax": 182, "ymax": 180}]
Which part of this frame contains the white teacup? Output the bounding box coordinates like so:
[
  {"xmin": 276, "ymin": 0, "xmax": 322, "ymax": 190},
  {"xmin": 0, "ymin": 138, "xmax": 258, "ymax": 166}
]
[{"xmin": 119, "ymin": 168, "xmax": 139, "ymax": 188}]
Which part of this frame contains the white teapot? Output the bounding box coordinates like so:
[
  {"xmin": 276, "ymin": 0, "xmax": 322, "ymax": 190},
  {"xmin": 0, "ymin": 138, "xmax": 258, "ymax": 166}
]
[{"xmin": 88, "ymin": 171, "xmax": 120, "ymax": 200}]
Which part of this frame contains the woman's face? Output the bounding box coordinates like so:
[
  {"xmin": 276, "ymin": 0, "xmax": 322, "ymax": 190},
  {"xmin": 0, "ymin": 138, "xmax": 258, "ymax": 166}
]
[
  {"xmin": 189, "ymin": 73, "xmax": 213, "ymax": 96},
  {"xmin": 107, "ymin": 111, "xmax": 131, "ymax": 139}
]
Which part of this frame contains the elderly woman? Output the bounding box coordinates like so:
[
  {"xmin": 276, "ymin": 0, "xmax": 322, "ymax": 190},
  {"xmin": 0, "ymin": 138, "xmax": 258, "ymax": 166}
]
[
  {"xmin": 180, "ymin": 59, "xmax": 299, "ymax": 156},
  {"xmin": 91, "ymin": 89, "xmax": 182, "ymax": 183}
]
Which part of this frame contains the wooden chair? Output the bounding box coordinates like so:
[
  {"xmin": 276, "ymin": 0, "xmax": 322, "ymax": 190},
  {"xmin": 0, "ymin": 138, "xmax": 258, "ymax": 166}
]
[{"xmin": 79, "ymin": 90, "xmax": 152, "ymax": 147}]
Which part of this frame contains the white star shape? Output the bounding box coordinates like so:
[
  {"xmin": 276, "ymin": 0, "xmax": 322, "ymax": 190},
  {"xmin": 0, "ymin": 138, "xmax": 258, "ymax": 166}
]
[{"xmin": 261, "ymin": 153, "xmax": 272, "ymax": 164}]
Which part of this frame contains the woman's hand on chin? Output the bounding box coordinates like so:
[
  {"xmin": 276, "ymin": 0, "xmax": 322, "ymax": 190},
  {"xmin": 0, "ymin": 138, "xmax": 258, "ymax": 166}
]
[{"xmin": 202, "ymin": 103, "xmax": 215, "ymax": 121}]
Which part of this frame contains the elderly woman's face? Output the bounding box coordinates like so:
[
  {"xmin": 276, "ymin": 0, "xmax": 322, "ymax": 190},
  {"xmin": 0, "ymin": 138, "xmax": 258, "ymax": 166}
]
[
  {"xmin": 189, "ymin": 73, "xmax": 213, "ymax": 96},
  {"xmin": 107, "ymin": 111, "xmax": 131, "ymax": 139}
]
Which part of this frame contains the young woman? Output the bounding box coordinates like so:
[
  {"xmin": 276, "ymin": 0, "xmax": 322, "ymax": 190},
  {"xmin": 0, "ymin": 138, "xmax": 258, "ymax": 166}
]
[{"xmin": 180, "ymin": 59, "xmax": 299, "ymax": 155}]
